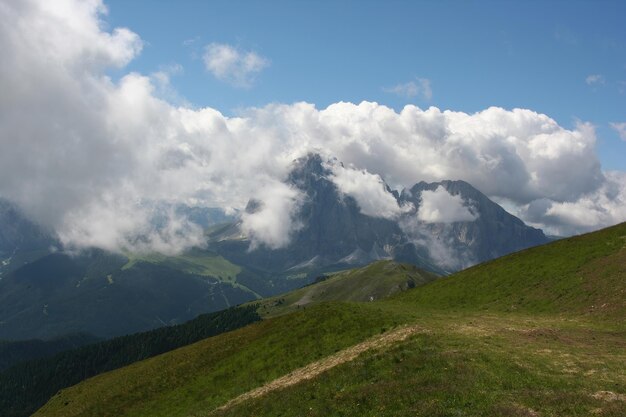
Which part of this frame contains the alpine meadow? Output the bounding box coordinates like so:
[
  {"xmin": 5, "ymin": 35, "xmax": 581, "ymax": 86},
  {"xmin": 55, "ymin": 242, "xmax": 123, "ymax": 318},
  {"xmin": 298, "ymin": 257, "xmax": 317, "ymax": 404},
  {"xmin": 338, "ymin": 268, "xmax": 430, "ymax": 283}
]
[{"xmin": 0, "ymin": 1, "xmax": 624, "ymax": 416}]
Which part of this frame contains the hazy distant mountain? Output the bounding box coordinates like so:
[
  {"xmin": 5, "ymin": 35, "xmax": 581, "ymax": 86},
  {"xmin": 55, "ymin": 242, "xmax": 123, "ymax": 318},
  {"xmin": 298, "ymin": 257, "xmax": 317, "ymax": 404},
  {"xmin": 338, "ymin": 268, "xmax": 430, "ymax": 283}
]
[
  {"xmin": 0, "ymin": 199, "xmax": 57, "ymax": 276},
  {"xmin": 0, "ymin": 200, "xmax": 54, "ymax": 254}
]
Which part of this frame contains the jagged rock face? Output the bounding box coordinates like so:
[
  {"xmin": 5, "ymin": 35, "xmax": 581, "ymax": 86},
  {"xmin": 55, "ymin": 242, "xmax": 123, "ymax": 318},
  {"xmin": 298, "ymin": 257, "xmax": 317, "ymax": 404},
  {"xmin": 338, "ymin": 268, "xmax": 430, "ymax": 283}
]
[
  {"xmin": 398, "ymin": 180, "xmax": 549, "ymax": 270},
  {"xmin": 214, "ymin": 155, "xmax": 420, "ymax": 272},
  {"xmin": 287, "ymin": 155, "xmax": 406, "ymax": 261},
  {"xmin": 214, "ymin": 154, "xmax": 549, "ymax": 275}
]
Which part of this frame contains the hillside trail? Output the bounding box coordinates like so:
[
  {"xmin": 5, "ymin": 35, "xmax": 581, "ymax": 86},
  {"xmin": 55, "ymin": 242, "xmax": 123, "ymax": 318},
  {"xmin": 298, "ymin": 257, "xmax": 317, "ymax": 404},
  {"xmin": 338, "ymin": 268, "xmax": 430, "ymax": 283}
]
[{"xmin": 207, "ymin": 324, "xmax": 423, "ymax": 415}]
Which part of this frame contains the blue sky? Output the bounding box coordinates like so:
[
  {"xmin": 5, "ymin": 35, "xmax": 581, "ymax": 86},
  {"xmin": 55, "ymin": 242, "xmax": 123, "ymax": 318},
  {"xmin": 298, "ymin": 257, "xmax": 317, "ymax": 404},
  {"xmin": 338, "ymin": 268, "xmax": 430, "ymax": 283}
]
[{"xmin": 106, "ymin": 0, "xmax": 626, "ymax": 170}]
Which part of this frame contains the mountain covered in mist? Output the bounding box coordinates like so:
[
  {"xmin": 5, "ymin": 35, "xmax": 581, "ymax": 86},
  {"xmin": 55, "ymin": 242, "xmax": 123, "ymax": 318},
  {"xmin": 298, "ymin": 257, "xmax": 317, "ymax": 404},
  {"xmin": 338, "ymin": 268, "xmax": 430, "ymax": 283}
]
[
  {"xmin": 210, "ymin": 154, "xmax": 549, "ymax": 274},
  {"xmin": 0, "ymin": 200, "xmax": 57, "ymax": 277},
  {"xmin": 0, "ymin": 154, "xmax": 548, "ymax": 340}
]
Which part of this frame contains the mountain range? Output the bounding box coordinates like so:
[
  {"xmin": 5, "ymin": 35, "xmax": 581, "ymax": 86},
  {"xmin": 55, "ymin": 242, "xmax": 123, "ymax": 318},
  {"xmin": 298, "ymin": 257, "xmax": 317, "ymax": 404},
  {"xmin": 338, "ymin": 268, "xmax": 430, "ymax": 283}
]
[
  {"xmin": 0, "ymin": 153, "xmax": 549, "ymax": 340},
  {"xmin": 210, "ymin": 154, "xmax": 548, "ymax": 274}
]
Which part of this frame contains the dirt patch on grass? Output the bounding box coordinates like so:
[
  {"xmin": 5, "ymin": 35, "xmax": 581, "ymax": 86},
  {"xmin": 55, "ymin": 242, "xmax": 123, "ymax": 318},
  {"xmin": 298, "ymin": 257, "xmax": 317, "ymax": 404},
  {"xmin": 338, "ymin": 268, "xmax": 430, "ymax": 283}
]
[
  {"xmin": 592, "ymin": 391, "xmax": 626, "ymax": 402},
  {"xmin": 294, "ymin": 293, "xmax": 312, "ymax": 306},
  {"xmin": 210, "ymin": 324, "xmax": 424, "ymax": 414}
]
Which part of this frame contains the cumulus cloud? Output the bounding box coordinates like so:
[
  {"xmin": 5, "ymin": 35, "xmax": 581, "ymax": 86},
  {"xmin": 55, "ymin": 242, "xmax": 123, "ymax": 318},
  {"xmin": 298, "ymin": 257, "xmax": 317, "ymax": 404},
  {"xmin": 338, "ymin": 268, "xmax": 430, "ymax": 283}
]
[
  {"xmin": 417, "ymin": 186, "xmax": 478, "ymax": 223},
  {"xmin": 203, "ymin": 42, "xmax": 269, "ymax": 87},
  {"xmin": 520, "ymin": 171, "xmax": 626, "ymax": 236},
  {"xmin": 586, "ymin": 74, "xmax": 605, "ymax": 86},
  {"xmin": 610, "ymin": 122, "xmax": 626, "ymax": 141},
  {"xmin": 383, "ymin": 78, "xmax": 432, "ymax": 100},
  {"xmin": 0, "ymin": 0, "xmax": 624, "ymax": 256},
  {"xmin": 327, "ymin": 162, "xmax": 412, "ymax": 219}
]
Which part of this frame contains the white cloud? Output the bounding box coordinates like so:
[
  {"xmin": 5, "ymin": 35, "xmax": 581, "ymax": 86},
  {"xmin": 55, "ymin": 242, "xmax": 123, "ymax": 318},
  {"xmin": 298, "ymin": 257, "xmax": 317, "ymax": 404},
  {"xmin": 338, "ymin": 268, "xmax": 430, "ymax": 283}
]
[
  {"xmin": 586, "ymin": 74, "xmax": 605, "ymax": 86},
  {"xmin": 58, "ymin": 197, "xmax": 206, "ymax": 255},
  {"xmin": 417, "ymin": 186, "xmax": 478, "ymax": 223},
  {"xmin": 0, "ymin": 0, "xmax": 624, "ymax": 256},
  {"xmin": 610, "ymin": 122, "xmax": 626, "ymax": 141},
  {"xmin": 520, "ymin": 171, "xmax": 626, "ymax": 236},
  {"xmin": 240, "ymin": 182, "xmax": 303, "ymax": 250},
  {"xmin": 383, "ymin": 78, "xmax": 432, "ymax": 100},
  {"xmin": 327, "ymin": 162, "xmax": 412, "ymax": 219},
  {"xmin": 203, "ymin": 42, "xmax": 269, "ymax": 88}
]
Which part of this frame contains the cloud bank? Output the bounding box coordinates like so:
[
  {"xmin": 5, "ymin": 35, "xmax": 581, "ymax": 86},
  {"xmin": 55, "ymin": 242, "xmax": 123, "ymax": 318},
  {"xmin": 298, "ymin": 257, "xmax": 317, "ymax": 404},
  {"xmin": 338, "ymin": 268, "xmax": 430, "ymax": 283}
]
[{"xmin": 0, "ymin": 0, "xmax": 624, "ymax": 254}]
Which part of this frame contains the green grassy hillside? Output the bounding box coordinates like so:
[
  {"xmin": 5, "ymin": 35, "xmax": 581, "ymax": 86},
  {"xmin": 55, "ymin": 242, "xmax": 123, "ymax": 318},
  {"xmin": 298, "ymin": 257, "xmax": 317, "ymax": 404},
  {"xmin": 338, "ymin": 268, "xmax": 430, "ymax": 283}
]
[
  {"xmin": 122, "ymin": 250, "xmax": 242, "ymax": 282},
  {"xmin": 35, "ymin": 223, "xmax": 626, "ymax": 417},
  {"xmin": 36, "ymin": 304, "xmax": 408, "ymax": 417},
  {"xmin": 395, "ymin": 221, "xmax": 626, "ymax": 320},
  {"xmin": 1, "ymin": 260, "xmax": 429, "ymax": 417},
  {"xmin": 255, "ymin": 260, "xmax": 438, "ymax": 317}
]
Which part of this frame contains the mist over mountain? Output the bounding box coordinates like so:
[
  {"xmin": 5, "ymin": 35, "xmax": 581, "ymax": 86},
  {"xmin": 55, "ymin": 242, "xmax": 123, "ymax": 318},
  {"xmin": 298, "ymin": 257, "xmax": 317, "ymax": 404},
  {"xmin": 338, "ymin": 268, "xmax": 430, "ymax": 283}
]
[
  {"xmin": 211, "ymin": 154, "xmax": 419, "ymax": 272},
  {"xmin": 0, "ymin": 200, "xmax": 55, "ymax": 255},
  {"xmin": 0, "ymin": 200, "xmax": 58, "ymax": 277},
  {"xmin": 210, "ymin": 154, "xmax": 549, "ymax": 274},
  {"xmin": 398, "ymin": 180, "xmax": 548, "ymax": 270},
  {"xmin": 0, "ymin": 153, "xmax": 549, "ymax": 340}
]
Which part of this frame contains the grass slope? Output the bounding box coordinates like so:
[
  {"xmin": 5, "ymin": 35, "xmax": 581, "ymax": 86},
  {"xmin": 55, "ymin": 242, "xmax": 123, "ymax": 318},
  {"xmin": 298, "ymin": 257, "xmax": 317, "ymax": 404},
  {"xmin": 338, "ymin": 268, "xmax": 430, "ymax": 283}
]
[
  {"xmin": 122, "ymin": 250, "xmax": 242, "ymax": 282},
  {"xmin": 394, "ymin": 221, "xmax": 626, "ymax": 320},
  {"xmin": 36, "ymin": 304, "xmax": 408, "ymax": 417},
  {"xmin": 216, "ymin": 313, "xmax": 625, "ymax": 417},
  {"xmin": 255, "ymin": 260, "xmax": 438, "ymax": 317},
  {"xmin": 122, "ymin": 249, "xmax": 262, "ymax": 297},
  {"xmin": 35, "ymin": 223, "xmax": 626, "ymax": 417}
]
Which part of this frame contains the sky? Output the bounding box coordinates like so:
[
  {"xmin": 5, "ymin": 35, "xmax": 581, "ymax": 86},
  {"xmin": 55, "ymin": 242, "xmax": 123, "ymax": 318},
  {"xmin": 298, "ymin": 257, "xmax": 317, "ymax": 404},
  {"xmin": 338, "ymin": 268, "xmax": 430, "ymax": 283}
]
[
  {"xmin": 105, "ymin": 0, "xmax": 626, "ymax": 170},
  {"xmin": 0, "ymin": 0, "xmax": 625, "ymax": 254}
]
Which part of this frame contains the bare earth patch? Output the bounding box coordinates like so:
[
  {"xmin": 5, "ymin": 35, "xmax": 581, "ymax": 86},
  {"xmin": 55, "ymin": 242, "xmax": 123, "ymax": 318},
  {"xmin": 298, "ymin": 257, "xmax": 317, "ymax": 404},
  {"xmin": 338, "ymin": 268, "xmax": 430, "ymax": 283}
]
[{"xmin": 592, "ymin": 391, "xmax": 626, "ymax": 402}]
